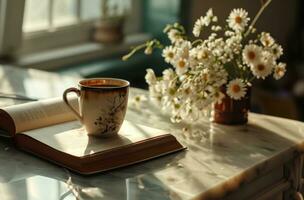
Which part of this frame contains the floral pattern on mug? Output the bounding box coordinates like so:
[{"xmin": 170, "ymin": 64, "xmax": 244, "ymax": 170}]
[{"xmin": 94, "ymin": 92, "xmax": 127, "ymax": 135}]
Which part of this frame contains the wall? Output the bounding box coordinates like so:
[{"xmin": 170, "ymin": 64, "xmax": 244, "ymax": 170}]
[{"xmin": 188, "ymin": 0, "xmax": 299, "ymax": 51}]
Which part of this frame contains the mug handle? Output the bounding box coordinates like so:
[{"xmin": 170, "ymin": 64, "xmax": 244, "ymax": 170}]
[{"xmin": 63, "ymin": 87, "xmax": 82, "ymax": 122}]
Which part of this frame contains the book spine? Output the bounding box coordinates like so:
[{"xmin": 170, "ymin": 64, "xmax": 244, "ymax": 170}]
[{"xmin": 0, "ymin": 109, "xmax": 16, "ymax": 136}]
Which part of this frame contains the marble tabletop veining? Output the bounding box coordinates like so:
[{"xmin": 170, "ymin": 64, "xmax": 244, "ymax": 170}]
[{"xmin": 1, "ymin": 65, "xmax": 304, "ymax": 200}]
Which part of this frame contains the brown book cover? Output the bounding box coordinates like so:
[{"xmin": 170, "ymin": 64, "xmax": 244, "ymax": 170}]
[{"xmin": 0, "ymin": 98, "xmax": 184, "ymax": 175}]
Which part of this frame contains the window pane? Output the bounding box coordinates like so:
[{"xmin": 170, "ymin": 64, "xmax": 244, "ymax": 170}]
[
  {"xmin": 23, "ymin": 0, "xmax": 49, "ymax": 32},
  {"xmin": 81, "ymin": 0, "xmax": 101, "ymax": 20},
  {"xmin": 108, "ymin": 0, "xmax": 131, "ymax": 16},
  {"xmin": 53, "ymin": 0, "xmax": 77, "ymax": 27}
]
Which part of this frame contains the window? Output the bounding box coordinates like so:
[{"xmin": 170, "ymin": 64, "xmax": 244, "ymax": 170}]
[
  {"xmin": 20, "ymin": 0, "xmax": 135, "ymax": 54},
  {"xmin": 23, "ymin": 0, "xmax": 133, "ymax": 33},
  {"xmin": 0, "ymin": 0, "xmax": 143, "ymax": 70}
]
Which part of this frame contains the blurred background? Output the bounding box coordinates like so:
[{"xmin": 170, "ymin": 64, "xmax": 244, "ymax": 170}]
[{"xmin": 0, "ymin": 0, "xmax": 303, "ymax": 120}]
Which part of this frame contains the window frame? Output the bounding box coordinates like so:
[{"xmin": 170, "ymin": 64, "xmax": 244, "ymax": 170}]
[
  {"xmin": 20, "ymin": 20, "xmax": 95, "ymax": 54},
  {"xmin": 0, "ymin": 0, "xmax": 145, "ymax": 72},
  {"xmin": 20, "ymin": 0, "xmax": 94, "ymax": 54},
  {"xmin": 0, "ymin": 0, "xmax": 24, "ymax": 57},
  {"xmin": 19, "ymin": 0, "xmax": 141, "ymax": 55}
]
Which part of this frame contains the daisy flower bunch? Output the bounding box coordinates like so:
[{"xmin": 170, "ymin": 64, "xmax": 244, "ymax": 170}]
[{"xmin": 123, "ymin": 0, "xmax": 286, "ymax": 123}]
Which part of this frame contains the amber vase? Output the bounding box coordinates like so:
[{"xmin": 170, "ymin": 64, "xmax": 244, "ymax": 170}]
[{"xmin": 213, "ymin": 87, "xmax": 251, "ymax": 125}]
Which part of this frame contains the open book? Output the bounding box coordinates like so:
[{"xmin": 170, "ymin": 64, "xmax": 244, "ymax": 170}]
[{"xmin": 0, "ymin": 98, "xmax": 184, "ymax": 175}]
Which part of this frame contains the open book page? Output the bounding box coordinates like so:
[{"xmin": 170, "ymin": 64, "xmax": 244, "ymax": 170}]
[
  {"xmin": 22, "ymin": 121, "xmax": 168, "ymax": 157},
  {"xmin": 1, "ymin": 97, "xmax": 78, "ymax": 134}
]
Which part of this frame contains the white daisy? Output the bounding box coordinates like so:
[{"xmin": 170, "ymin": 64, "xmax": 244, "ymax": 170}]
[
  {"xmin": 162, "ymin": 68, "xmax": 175, "ymax": 81},
  {"xmin": 204, "ymin": 8, "xmax": 214, "ymax": 26},
  {"xmin": 227, "ymin": 8, "xmax": 250, "ymax": 32},
  {"xmin": 176, "ymin": 40, "xmax": 191, "ymax": 59},
  {"xmin": 271, "ymin": 44, "xmax": 283, "ymax": 59},
  {"xmin": 262, "ymin": 50, "xmax": 275, "ymax": 62},
  {"xmin": 197, "ymin": 48, "xmax": 211, "ymax": 61},
  {"xmin": 213, "ymin": 90, "xmax": 225, "ymax": 104},
  {"xmin": 206, "ymin": 8, "xmax": 214, "ymax": 19},
  {"xmin": 193, "ymin": 18, "xmax": 203, "ymax": 37},
  {"xmin": 242, "ymin": 44, "xmax": 262, "ymax": 66},
  {"xmin": 180, "ymin": 85, "xmax": 193, "ymax": 99},
  {"xmin": 174, "ymin": 58, "xmax": 189, "ymax": 75},
  {"xmin": 273, "ymin": 62, "xmax": 286, "ymax": 80},
  {"xmin": 168, "ymin": 29, "xmax": 182, "ymax": 43},
  {"xmin": 161, "ymin": 84, "xmax": 177, "ymax": 106},
  {"xmin": 200, "ymin": 68, "xmax": 210, "ymax": 83},
  {"xmin": 192, "ymin": 8, "xmax": 215, "ymax": 37},
  {"xmin": 260, "ymin": 32, "xmax": 275, "ymax": 47},
  {"xmin": 145, "ymin": 69, "xmax": 157, "ymax": 85},
  {"xmin": 226, "ymin": 79, "xmax": 247, "ymax": 100},
  {"xmin": 250, "ymin": 59, "xmax": 273, "ymax": 79},
  {"xmin": 162, "ymin": 46, "xmax": 176, "ymax": 64}
]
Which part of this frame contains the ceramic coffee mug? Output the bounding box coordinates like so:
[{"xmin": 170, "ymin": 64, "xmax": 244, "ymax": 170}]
[{"xmin": 63, "ymin": 78, "xmax": 129, "ymax": 136}]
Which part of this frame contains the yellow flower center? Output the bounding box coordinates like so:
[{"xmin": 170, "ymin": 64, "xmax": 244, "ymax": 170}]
[
  {"xmin": 265, "ymin": 40, "xmax": 270, "ymax": 46},
  {"xmin": 202, "ymin": 73, "xmax": 208, "ymax": 81},
  {"xmin": 178, "ymin": 60, "xmax": 186, "ymax": 68},
  {"xmin": 198, "ymin": 50, "xmax": 208, "ymax": 60},
  {"xmin": 169, "ymin": 88, "xmax": 176, "ymax": 95},
  {"xmin": 203, "ymin": 51, "xmax": 208, "ymax": 59},
  {"xmin": 184, "ymin": 88, "xmax": 191, "ymax": 95},
  {"xmin": 257, "ymin": 64, "xmax": 265, "ymax": 71},
  {"xmin": 168, "ymin": 52, "xmax": 174, "ymax": 58},
  {"xmin": 276, "ymin": 68, "xmax": 284, "ymax": 75},
  {"xmin": 248, "ymin": 51, "xmax": 256, "ymax": 60},
  {"xmin": 235, "ymin": 16, "xmax": 242, "ymax": 24},
  {"xmin": 232, "ymin": 84, "xmax": 241, "ymax": 93}
]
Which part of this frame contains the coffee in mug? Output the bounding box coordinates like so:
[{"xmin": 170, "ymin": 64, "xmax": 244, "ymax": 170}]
[{"xmin": 63, "ymin": 78, "xmax": 129, "ymax": 136}]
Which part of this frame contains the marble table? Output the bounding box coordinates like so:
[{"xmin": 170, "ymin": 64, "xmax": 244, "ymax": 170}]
[{"xmin": 0, "ymin": 65, "xmax": 304, "ymax": 200}]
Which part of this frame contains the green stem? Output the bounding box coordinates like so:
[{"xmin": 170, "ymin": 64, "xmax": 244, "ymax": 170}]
[
  {"xmin": 192, "ymin": 39, "xmax": 203, "ymax": 46},
  {"xmin": 245, "ymin": 0, "xmax": 272, "ymax": 37},
  {"xmin": 248, "ymin": 73, "xmax": 256, "ymax": 82},
  {"xmin": 123, "ymin": 39, "xmax": 165, "ymax": 60},
  {"xmin": 233, "ymin": 60, "xmax": 242, "ymax": 79},
  {"xmin": 122, "ymin": 43, "xmax": 147, "ymax": 61}
]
